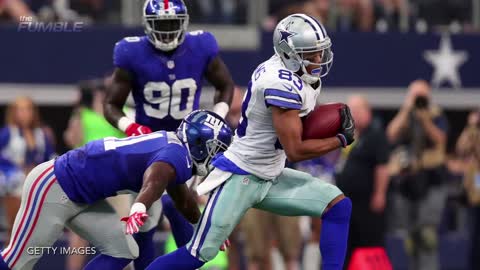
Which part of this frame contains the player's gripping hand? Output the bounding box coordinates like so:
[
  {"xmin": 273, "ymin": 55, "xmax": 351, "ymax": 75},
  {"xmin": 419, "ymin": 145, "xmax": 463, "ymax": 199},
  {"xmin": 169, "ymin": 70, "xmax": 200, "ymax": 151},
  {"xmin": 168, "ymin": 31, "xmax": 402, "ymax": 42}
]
[
  {"xmin": 118, "ymin": 116, "xmax": 152, "ymax": 137},
  {"xmin": 336, "ymin": 106, "xmax": 355, "ymax": 148},
  {"xmin": 125, "ymin": 123, "xmax": 152, "ymax": 137},
  {"xmin": 121, "ymin": 203, "xmax": 149, "ymax": 234}
]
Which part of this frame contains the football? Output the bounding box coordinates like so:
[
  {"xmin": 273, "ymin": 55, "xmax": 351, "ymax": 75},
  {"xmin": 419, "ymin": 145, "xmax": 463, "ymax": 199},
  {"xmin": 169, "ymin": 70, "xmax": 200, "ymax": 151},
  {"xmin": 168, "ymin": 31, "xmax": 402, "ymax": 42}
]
[{"xmin": 302, "ymin": 103, "xmax": 345, "ymax": 140}]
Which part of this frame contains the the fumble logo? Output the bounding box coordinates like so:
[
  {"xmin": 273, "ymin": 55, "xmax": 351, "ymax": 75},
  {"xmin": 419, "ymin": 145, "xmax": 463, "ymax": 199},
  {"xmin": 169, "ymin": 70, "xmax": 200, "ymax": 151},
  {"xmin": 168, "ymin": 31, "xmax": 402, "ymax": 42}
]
[
  {"xmin": 242, "ymin": 177, "xmax": 250, "ymax": 185},
  {"xmin": 17, "ymin": 16, "xmax": 84, "ymax": 33}
]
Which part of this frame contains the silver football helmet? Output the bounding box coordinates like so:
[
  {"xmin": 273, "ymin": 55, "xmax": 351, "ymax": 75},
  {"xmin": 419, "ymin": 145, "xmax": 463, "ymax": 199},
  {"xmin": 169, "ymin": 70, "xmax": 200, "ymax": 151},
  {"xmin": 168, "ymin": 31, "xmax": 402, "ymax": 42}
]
[{"xmin": 273, "ymin": 14, "xmax": 333, "ymax": 84}]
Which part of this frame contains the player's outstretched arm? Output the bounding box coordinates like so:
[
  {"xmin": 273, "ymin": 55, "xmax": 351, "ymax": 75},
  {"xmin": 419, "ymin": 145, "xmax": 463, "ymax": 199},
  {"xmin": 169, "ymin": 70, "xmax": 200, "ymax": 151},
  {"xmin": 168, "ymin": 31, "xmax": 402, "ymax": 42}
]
[
  {"xmin": 272, "ymin": 106, "xmax": 343, "ymax": 163},
  {"xmin": 104, "ymin": 67, "xmax": 132, "ymax": 126},
  {"xmin": 122, "ymin": 162, "xmax": 176, "ymax": 234},
  {"xmin": 206, "ymin": 56, "xmax": 235, "ymax": 118},
  {"xmin": 166, "ymin": 184, "xmax": 201, "ymax": 224},
  {"xmin": 137, "ymin": 161, "xmax": 175, "ymax": 209}
]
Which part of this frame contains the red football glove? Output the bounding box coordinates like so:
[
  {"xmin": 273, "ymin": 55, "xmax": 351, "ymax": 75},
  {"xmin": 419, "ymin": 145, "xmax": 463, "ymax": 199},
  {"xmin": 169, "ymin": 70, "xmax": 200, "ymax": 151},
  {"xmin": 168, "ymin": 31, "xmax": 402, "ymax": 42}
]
[
  {"xmin": 125, "ymin": 123, "xmax": 152, "ymax": 137},
  {"xmin": 121, "ymin": 212, "xmax": 149, "ymax": 235}
]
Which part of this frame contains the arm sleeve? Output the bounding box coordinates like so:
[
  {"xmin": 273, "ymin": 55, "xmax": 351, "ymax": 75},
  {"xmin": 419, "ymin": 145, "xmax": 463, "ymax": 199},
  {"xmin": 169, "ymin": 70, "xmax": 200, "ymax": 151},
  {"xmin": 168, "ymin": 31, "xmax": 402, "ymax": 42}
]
[
  {"xmin": 263, "ymin": 80, "xmax": 303, "ymax": 110},
  {"xmin": 149, "ymin": 144, "xmax": 193, "ymax": 184},
  {"xmin": 113, "ymin": 39, "xmax": 132, "ymax": 73}
]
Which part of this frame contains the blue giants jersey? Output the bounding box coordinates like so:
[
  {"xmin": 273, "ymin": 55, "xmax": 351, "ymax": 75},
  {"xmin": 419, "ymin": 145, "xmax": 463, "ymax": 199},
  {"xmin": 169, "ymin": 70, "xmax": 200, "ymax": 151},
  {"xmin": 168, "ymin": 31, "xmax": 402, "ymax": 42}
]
[
  {"xmin": 113, "ymin": 31, "xmax": 219, "ymax": 131},
  {"xmin": 54, "ymin": 131, "xmax": 193, "ymax": 204}
]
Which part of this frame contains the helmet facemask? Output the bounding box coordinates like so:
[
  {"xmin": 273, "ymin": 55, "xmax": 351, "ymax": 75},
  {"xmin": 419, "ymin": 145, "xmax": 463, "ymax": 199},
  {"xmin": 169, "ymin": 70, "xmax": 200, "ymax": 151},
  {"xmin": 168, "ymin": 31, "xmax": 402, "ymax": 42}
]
[
  {"xmin": 298, "ymin": 44, "xmax": 333, "ymax": 84},
  {"xmin": 277, "ymin": 38, "xmax": 333, "ymax": 84},
  {"xmin": 192, "ymin": 138, "xmax": 230, "ymax": 176},
  {"xmin": 178, "ymin": 116, "xmax": 231, "ymax": 177},
  {"xmin": 144, "ymin": 14, "xmax": 189, "ymax": 51}
]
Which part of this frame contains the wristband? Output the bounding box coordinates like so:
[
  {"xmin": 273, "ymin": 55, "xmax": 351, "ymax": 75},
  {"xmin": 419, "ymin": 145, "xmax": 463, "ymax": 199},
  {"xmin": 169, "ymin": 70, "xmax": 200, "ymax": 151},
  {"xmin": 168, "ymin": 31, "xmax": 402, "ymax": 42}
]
[
  {"xmin": 130, "ymin": 202, "xmax": 146, "ymax": 215},
  {"xmin": 336, "ymin": 134, "xmax": 347, "ymax": 148},
  {"xmin": 118, "ymin": 116, "xmax": 135, "ymax": 132},
  {"xmin": 213, "ymin": 102, "xmax": 230, "ymax": 118}
]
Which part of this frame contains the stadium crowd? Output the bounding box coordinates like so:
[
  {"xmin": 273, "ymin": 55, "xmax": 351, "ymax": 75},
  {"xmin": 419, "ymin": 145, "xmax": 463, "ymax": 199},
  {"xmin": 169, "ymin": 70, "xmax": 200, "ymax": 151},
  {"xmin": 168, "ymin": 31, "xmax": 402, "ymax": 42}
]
[{"xmin": 0, "ymin": 0, "xmax": 477, "ymax": 32}]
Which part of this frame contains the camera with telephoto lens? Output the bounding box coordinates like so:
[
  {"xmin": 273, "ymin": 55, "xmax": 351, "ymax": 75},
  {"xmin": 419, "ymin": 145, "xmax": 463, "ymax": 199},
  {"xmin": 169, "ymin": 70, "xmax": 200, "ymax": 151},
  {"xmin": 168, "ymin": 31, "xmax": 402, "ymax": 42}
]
[{"xmin": 414, "ymin": 95, "xmax": 429, "ymax": 109}]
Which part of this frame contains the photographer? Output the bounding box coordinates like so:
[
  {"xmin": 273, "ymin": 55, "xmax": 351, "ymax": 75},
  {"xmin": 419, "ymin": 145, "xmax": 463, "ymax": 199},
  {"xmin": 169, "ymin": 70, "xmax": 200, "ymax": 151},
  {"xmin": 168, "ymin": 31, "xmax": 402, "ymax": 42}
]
[{"xmin": 386, "ymin": 80, "xmax": 448, "ymax": 270}]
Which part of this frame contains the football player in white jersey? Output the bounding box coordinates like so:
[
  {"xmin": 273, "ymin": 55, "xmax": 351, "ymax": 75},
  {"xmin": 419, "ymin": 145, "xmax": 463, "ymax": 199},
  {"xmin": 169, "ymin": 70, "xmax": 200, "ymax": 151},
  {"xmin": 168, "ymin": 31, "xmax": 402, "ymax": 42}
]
[{"xmin": 146, "ymin": 14, "xmax": 355, "ymax": 270}]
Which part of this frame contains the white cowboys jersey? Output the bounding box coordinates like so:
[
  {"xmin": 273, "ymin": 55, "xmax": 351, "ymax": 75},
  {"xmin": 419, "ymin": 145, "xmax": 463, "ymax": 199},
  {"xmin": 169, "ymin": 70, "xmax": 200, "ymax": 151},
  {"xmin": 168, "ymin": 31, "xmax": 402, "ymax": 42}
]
[{"xmin": 224, "ymin": 55, "xmax": 322, "ymax": 179}]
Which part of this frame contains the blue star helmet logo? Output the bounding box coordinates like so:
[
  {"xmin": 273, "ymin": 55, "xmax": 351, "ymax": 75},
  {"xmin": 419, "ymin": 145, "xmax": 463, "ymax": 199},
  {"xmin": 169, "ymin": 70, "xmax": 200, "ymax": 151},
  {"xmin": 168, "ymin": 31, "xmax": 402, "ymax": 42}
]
[{"xmin": 279, "ymin": 29, "xmax": 295, "ymax": 45}]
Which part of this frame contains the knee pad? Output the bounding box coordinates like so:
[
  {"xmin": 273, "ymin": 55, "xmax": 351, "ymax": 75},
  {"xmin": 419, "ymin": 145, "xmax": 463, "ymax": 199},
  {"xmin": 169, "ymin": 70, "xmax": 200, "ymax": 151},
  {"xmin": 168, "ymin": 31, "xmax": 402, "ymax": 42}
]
[
  {"xmin": 104, "ymin": 235, "xmax": 139, "ymax": 260},
  {"xmin": 195, "ymin": 229, "xmax": 228, "ymax": 262},
  {"xmin": 322, "ymin": 197, "xmax": 352, "ymax": 223}
]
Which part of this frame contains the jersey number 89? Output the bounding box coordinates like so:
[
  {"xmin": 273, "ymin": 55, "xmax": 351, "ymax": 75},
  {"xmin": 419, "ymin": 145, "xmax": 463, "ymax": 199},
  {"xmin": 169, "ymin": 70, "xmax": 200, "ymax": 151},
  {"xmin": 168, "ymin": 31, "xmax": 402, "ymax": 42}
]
[{"xmin": 144, "ymin": 79, "xmax": 197, "ymax": 120}]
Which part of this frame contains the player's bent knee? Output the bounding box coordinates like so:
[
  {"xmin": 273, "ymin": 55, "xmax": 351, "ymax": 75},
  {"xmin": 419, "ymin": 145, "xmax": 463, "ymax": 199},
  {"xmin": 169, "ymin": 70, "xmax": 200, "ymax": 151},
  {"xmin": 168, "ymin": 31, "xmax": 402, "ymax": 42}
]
[
  {"xmin": 198, "ymin": 246, "xmax": 220, "ymax": 262},
  {"xmin": 323, "ymin": 197, "xmax": 352, "ymax": 222},
  {"xmin": 102, "ymin": 236, "xmax": 139, "ymax": 260}
]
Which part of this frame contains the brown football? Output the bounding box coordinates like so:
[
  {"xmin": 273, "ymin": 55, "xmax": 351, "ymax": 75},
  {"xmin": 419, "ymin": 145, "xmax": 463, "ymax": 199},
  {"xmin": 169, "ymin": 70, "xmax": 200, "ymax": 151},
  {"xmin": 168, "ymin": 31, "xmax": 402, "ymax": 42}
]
[{"xmin": 302, "ymin": 103, "xmax": 345, "ymax": 140}]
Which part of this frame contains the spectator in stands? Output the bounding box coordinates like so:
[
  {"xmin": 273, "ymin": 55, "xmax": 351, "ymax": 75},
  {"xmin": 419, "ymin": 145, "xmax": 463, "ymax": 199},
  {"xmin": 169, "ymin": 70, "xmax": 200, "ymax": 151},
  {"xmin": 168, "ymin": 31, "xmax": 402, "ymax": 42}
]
[
  {"xmin": 0, "ymin": 0, "xmax": 34, "ymax": 22},
  {"xmin": 413, "ymin": 0, "xmax": 471, "ymax": 31},
  {"xmin": 195, "ymin": 0, "xmax": 237, "ymax": 24},
  {"xmin": 336, "ymin": 95, "xmax": 390, "ymax": 267},
  {"xmin": 242, "ymin": 209, "xmax": 301, "ymax": 270},
  {"xmin": 335, "ymin": 0, "xmax": 374, "ymax": 31},
  {"xmin": 305, "ymin": 0, "xmax": 331, "ymax": 22},
  {"xmin": 374, "ymin": 0, "xmax": 408, "ymax": 31},
  {"xmin": 387, "ymin": 80, "xmax": 448, "ymax": 270},
  {"xmin": 456, "ymin": 108, "xmax": 480, "ymax": 269},
  {"xmin": 264, "ymin": 0, "xmax": 375, "ymax": 32},
  {"xmin": 0, "ymin": 97, "xmax": 55, "ymax": 243}
]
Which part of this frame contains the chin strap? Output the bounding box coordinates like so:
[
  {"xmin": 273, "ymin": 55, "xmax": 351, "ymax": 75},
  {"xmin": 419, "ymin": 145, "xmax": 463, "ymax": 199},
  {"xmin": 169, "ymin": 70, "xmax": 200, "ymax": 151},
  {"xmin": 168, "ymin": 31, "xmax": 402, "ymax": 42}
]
[{"xmin": 301, "ymin": 72, "xmax": 320, "ymax": 84}]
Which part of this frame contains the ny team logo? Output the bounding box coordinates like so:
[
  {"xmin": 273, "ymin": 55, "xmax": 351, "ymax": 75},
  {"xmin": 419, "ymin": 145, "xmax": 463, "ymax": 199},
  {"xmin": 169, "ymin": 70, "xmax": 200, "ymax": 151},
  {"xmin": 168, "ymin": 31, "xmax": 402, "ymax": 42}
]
[
  {"xmin": 17, "ymin": 16, "xmax": 84, "ymax": 33},
  {"xmin": 204, "ymin": 114, "xmax": 224, "ymax": 135}
]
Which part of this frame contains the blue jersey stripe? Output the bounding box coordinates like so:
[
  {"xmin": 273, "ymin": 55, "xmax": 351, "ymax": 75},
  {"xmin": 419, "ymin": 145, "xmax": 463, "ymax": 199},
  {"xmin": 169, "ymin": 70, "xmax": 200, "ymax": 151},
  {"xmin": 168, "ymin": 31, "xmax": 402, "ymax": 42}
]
[
  {"xmin": 237, "ymin": 81, "xmax": 253, "ymax": 138},
  {"xmin": 264, "ymin": 88, "xmax": 301, "ymax": 102},
  {"xmin": 265, "ymin": 99, "xmax": 302, "ymax": 110}
]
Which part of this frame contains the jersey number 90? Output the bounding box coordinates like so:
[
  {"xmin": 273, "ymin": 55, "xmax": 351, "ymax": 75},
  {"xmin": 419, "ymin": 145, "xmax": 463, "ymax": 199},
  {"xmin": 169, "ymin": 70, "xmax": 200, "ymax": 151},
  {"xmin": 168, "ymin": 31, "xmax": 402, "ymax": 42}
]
[{"xmin": 143, "ymin": 79, "xmax": 197, "ymax": 120}]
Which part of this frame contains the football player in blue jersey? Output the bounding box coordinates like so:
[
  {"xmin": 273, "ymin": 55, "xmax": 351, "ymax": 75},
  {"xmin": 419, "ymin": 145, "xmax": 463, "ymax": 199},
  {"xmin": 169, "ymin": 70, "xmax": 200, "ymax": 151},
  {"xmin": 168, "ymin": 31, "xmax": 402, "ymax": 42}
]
[
  {"xmin": 0, "ymin": 110, "xmax": 232, "ymax": 270},
  {"xmin": 104, "ymin": 0, "xmax": 233, "ymax": 134},
  {"xmin": 103, "ymin": 1, "xmax": 234, "ymax": 267}
]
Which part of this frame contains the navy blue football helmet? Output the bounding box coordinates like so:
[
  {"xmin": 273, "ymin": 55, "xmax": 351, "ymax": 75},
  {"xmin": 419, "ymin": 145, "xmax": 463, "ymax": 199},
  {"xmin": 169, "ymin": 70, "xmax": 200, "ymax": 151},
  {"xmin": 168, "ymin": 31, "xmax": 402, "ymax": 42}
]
[
  {"xmin": 177, "ymin": 110, "xmax": 233, "ymax": 176},
  {"xmin": 143, "ymin": 0, "xmax": 189, "ymax": 51}
]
